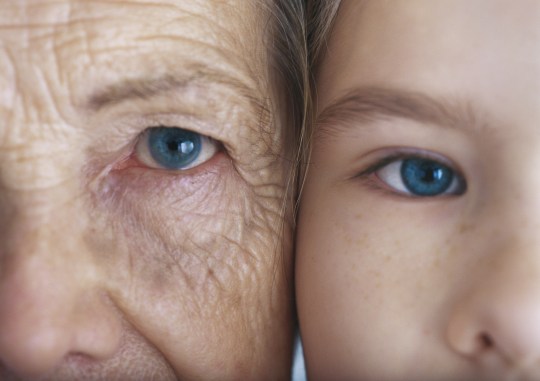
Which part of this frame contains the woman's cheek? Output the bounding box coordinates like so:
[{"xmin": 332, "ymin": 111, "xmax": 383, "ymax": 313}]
[
  {"xmin": 83, "ymin": 151, "xmax": 280, "ymax": 377},
  {"xmin": 92, "ymin": 151, "xmax": 265, "ymax": 306}
]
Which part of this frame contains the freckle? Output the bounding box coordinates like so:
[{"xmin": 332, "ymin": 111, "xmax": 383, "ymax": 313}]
[{"xmin": 458, "ymin": 223, "xmax": 473, "ymax": 234}]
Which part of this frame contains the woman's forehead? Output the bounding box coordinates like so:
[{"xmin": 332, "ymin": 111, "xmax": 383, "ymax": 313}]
[
  {"xmin": 0, "ymin": 0, "xmax": 253, "ymax": 24},
  {"xmin": 0, "ymin": 0, "xmax": 268, "ymax": 127},
  {"xmin": 0, "ymin": 1, "xmax": 261, "ymax": 59}
]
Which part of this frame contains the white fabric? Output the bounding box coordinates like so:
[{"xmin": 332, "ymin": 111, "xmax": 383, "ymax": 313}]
[{"xmin": 291, "ymin": 335, "xmax": 307, "ymax": 381}]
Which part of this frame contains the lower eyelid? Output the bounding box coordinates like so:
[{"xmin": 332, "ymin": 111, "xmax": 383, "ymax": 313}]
[
  {"xmin": 109, "ymin": 151, "xmax": 230, "ymax": 186},
  {"xmin": 97, "ymin": 151, "xmax": 230, "ymax": 215},
  {"xmin": 116, "ymin": 147, "xmax": 225, "ymax": 174}
]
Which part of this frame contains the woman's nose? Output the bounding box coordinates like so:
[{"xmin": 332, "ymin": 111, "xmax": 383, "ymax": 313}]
[
  {"xmin": 446, "ymin": 242, "xmax": 540, "ymax": 369},
  {"xmin": 0, "ymin": 210, "xmax": 122, "ymax": 378}
]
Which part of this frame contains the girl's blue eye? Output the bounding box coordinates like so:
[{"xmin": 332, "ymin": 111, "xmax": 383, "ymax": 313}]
[
  {"xmin": 375, "ymin": 156, "xmax": 465, "ymax": 197},
  {"xmin": 135, "ymin": 126, "xmax": 219, "ymax": 170}
]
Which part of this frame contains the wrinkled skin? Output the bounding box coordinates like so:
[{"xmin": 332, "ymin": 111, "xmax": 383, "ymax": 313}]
[
  {"xmin": 297, "ymin": 0, "xmax": 540, "ymax": 380},
  {"xmin": 0, "ymin": 1, "xmax": 293, "ymax": 380}
]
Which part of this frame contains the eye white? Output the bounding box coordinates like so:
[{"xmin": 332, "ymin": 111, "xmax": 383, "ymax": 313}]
[{"xmin": 376, "ymin": 160, "xmax": 409, "ymax": 193}]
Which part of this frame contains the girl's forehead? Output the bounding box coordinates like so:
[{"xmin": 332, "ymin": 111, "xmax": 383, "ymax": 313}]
[{"xmin": 317, "ymin": 0, "xmax": 540, "ymax": 129}]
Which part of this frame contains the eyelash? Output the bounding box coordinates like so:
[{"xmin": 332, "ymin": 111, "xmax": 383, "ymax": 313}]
[{"xmin": 356, "ymin": 151, "xmax": 467, "ymax": 198}]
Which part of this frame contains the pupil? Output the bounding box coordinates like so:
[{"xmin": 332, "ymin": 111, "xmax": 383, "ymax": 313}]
[
  {"xmin": 421, "ymin": 167, "xmax": 442, "ymax": 183},
  {"xmin": 167, "ymin": 141, "xmax": 179, "ymax": 151}
]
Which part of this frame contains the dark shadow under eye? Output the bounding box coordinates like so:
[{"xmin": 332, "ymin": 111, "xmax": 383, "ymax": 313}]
[
  {"xmin": 148, "ymin": 127, "xmax": 202, "ymax": 169},
  {"xmin": 400, "ymin": 158, "xmax": 454, "ymax": 196}
]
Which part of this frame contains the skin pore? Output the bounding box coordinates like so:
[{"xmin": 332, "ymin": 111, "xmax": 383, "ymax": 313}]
[
  {"xmin": 0, "ymin": 1, "xmax": 293, "ymax": 380},
  {"xmin": 297, "ymin": 1, "xmax": 540, "ymax": 380}
]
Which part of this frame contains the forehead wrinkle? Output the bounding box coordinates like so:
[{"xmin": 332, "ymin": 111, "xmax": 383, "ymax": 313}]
[
  {"xmin": 316, "ymin": 86, "xmax": 485, "ymax": 139},
  {"xmin": 1, "ymin": 0, "xmax": 272, "ymax": 137},
  {"xmin": 54, "ymin": 2, "xmax": 267, "ymax": 117}
]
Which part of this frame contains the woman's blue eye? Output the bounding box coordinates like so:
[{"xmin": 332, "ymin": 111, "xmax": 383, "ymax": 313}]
[
  {"xmin": 148, "ymin": 127, "xmax": 201, "ymax": 169},
  {"xmin": 135, "ymin": 126, "xmax": 218, "ymax": 170},
  {"xmin": 375, "ymin": 156, "xmax": 465, "ymax": 197}
]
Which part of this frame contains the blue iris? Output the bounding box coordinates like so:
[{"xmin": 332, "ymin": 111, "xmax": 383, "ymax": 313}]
[
  {"xmin": 400, "ymin": 158, "xmax": 454, "ymax": 196},
  {"xmin": 147, "ymin": 127, "xmax": 202, "ymax": 169}
]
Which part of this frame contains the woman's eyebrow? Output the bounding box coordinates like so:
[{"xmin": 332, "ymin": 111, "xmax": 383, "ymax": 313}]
[
  {"xmin": 316, "ymin": 86, "xmax": 482, "ymax": 136},
  {"xmin": 85, "ymin": 64, "xmax": 261, "ymax": 113}
]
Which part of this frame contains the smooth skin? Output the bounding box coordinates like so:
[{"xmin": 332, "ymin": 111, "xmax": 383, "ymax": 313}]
[
  {"xmin": 0, "ymin": 1, "xmax": 293, "ymax": 380},
  {"xmin": 297, "ymin": 1, "xmax": 540, "ymax": 380}
]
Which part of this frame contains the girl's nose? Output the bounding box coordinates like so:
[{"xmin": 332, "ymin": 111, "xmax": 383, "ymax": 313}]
[{"xmin": 446, "ymin": 244, "xmax": 540, "ymax": 369}]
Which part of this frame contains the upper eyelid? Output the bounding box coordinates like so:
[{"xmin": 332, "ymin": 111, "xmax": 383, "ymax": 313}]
[
  {"xmin": 356, "ymin": 153, "xmax": 408, "ymax": 177},
  {"xmin": 84, "ymin": 102, "xmax": 262, "ymax": 167},
  {"xmin": 88, "ymin": 113, "xmax": 225, "ymax": 155},
  {"xmin": 355, "ymin": 150, "xmax": 461, "ymax": 178},
  {"xmin": 80, "ymin": 71, "xmax": 267, "ymax": 147},
  {"xmin": 353, "ymin": 149, "xmax": 467, "ymax": 190}
]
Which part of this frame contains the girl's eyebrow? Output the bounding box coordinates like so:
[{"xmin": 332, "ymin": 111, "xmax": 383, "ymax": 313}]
[{"xmin": 316, "ymin": 86, "xmax": 483, "ymax": 136}]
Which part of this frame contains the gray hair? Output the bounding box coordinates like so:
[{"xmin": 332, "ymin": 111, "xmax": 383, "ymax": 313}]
[
  {"xmin": 264, "ymin": 0, "xmax": 310, "ymax": 228},
  {"xmin": 294, "ymin": 0, "xmax": 342, "ymax": 202}
]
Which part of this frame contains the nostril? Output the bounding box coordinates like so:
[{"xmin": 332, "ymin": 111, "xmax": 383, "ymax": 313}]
[
  {"xmin": 63, "ymin": 352, "xmax": 99, "ymax": 369},
  {"xmin": 479, "ymin": 332, "xmax": 494, "ymax": 349}
]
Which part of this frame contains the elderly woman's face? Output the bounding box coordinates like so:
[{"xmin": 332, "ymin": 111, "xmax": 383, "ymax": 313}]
[{"xmin": 0, "ymin": 1, "xmax": 293, "ymax": 379}]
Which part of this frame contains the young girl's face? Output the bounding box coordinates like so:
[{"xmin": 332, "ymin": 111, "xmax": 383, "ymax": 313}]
[{"xmin": 297, "ymin": 1, "xmax": 540, "ymax": 380}]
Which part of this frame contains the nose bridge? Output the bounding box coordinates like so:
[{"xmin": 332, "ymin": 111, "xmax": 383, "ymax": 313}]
[
  {"xmin": 1, "ymin": 186, "xmax": 89, "ymax": 266},
  {"xmin": 0, "ymin": 216, "xmax": 87, "ymax": 346},
  {"xmin": 0, "ymin": 180, "xmax": 92, "ymax": 317},
  {"xmin": 0, "ymin": 200, "xmax": 83, "ymax": 374},
  {"xmin": 0, "ymin": 187, "xmax": 122, "ymax": 378}
]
